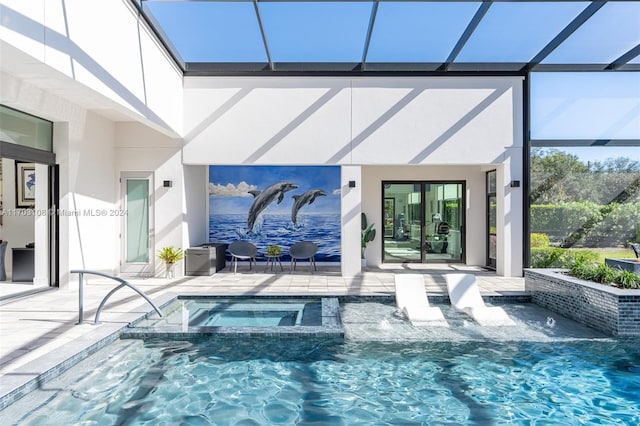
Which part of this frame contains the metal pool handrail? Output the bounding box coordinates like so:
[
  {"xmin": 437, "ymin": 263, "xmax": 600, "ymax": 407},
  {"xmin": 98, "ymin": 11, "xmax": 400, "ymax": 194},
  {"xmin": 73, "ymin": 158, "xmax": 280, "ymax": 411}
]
[{"xmin": 70, "ymin": 269, "xmax": 163, "ymax": 325}]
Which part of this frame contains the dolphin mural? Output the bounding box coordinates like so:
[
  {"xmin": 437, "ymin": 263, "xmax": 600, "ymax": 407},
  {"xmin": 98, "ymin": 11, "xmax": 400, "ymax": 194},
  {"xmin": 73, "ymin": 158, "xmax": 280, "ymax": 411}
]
[
  {"xmin": 247, "ymin": 181, "xmax": 298, "ymax": 232},
  {"xmin": 291, "ymin": 189, "xmax": 327, "ymax": 226}
]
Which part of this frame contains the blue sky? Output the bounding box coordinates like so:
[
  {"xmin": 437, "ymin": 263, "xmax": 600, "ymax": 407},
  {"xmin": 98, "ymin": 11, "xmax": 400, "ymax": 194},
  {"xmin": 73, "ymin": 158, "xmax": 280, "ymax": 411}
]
[{"xmin": 145, "ymin": 1, "xmax": 640, "ymax": 64}]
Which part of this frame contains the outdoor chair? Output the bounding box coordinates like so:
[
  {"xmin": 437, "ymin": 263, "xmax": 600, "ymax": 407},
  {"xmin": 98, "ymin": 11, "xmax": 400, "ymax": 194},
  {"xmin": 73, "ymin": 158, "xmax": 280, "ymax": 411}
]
[
  {"xmin": 228, "ymin": 241, "xmax": 257, "ymax": 274},
  {"xmin": 630, "ymin": 243, "xmax": 640, "ymax": 259},
  {"xmin": 445, "ymin": 273, "xmax": 516, "ymax": 326},
  {"xmin": 289, "ymin": 241, "xmax": 318, "ymax": 273},
  {"xmin": 394, "ymin": 274, "xmax": 448, "ymax": 327}
]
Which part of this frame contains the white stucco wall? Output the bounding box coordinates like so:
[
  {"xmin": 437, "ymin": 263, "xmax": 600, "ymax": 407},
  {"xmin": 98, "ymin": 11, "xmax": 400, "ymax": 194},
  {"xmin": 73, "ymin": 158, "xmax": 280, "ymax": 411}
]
[
  {"xmin": 0, "ymin": 0, "xmax": 183, "ymax": 135},
  {"xmin": 183, "ymin": 77, "xmax": 521, "ymax": 166}
]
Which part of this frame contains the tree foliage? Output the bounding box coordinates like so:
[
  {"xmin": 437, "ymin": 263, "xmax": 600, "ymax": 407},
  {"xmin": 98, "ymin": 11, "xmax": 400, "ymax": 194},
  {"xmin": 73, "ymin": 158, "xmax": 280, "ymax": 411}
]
[
  {"xmin": 531, "ymin": 148, "xmax": 640, "ymax": 205},
  {"xmin": 530, "ymin": 148, "xmax": 640, "ymax": 248}
]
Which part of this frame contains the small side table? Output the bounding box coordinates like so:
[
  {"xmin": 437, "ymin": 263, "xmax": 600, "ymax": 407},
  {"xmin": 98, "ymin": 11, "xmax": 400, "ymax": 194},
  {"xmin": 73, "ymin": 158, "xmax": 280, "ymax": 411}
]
[
  {"xmin": 264, "ymin": 255, "xmax": 283, "ymax": 272},
  {"xmin": 12, "ymin": 248, "xmax": 34, "ymax": 282}
]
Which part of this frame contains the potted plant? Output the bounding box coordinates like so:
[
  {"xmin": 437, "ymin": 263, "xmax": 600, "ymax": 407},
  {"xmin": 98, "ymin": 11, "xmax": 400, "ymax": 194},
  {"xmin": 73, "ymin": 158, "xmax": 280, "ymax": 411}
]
[
  {"xmin": 266, "ymin": 245, "xmax": 282, "ymax": 257},
  {"xmin": 361, "ymin": 212, "xmax": 376, "ymax": 266},
  {"xmin": 157, "ymin": 246, "xmax": 184, "ymax": 278}
]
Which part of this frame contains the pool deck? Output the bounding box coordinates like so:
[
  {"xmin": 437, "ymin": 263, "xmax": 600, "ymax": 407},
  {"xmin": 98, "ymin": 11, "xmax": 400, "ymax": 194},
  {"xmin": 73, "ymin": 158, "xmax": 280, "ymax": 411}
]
[{"xmin": 0, "ymin": 264, "xmax": 524, "ymax": 408}]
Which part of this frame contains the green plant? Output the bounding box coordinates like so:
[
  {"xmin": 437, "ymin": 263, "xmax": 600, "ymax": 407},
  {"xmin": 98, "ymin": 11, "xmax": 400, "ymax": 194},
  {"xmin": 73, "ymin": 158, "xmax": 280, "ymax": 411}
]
[
  {"xmin": 530, "ymin": 247, "xmax": 599, "ymax": 268},
  {"xmin": 530, "ymin": 233, "xmax": 551, "ymax": 248},
  {"xmin": 593, "ymin": 263, "xmax": 617, "ymax": 284},
  {"xmin": 266, "ymin": 245, "xmax": 281, "ymax": 256},
  {"xmin": 614, "ymin": 270, "xmax": 640, "ymax": 289},
  {"xmin": 568, "ymin": 258, "xmax": 640, "ymax": 289},
  {"xmin": 361, "ymin": 212, "xmax": 376, "ymax": 259},
  {"xmin": 568, "ymin": 259, "xmax": 598, "ymax": 281},
  {"xmin": 157, "ymin": 246, "xmax": 184, "ymax": 265}
]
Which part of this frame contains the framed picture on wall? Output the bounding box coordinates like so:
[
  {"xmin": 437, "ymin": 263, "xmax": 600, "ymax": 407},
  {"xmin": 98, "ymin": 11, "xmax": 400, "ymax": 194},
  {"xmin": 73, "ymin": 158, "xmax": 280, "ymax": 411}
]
[{"xmin": 16, "ymin": 161, "xmax": 35, "ymax": 209}]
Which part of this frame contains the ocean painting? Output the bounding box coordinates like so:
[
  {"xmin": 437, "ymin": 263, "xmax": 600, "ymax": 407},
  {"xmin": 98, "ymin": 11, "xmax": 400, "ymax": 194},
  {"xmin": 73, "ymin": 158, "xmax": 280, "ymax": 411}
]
[{"xmin": 209, "ymin": 165, "xmax": 341, "ymax": 262}]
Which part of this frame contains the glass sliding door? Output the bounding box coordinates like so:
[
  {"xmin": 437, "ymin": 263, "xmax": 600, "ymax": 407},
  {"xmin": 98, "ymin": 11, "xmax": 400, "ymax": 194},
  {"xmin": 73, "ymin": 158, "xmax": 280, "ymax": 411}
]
[
  {"xmin": 382, "ymin": 181, "xmax": 464, "ymax": 263},
  {"xmin": 424, "ymin": 182, "xmax": 464, "ymax": 262},
  {"xmin": 382, "ymin": 183, "xmax": 422, "ymax": 262}
]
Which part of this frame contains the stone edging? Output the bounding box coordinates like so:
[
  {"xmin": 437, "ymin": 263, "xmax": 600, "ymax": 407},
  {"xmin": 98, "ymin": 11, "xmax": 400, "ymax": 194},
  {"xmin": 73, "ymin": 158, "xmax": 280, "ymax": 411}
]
[{"xmin": 524, "ymin": 269, "xmax": 640, "ymax": 337}]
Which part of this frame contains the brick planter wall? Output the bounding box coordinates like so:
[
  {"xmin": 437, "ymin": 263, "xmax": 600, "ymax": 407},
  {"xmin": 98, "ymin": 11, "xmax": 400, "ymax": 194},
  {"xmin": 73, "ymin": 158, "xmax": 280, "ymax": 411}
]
[{"xmin": 525, "ymin": 269, "xmax": 640, "ymax": 337}]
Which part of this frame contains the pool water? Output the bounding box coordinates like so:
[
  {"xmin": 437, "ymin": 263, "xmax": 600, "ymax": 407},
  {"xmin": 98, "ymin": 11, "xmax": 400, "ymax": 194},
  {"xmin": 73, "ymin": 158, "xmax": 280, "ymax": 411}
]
[
  {"xmin": 135, "ymin": 298, "xmax": 322, "ymax": 328},
  {"xmin": 183, "ymin": 301, "xmax": 311, "ymax": 327},
  {"xmin": 3, "ymin": 302, "xmax": 640, "ymax": 425}
]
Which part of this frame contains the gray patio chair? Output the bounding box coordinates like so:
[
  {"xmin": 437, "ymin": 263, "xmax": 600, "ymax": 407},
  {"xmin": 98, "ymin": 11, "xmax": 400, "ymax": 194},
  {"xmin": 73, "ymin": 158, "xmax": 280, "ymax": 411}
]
[
  {"xmin": 631, "ymin": 243, "xmax": 640, "ymax": 259},
  {"xmin": 289, "ymin": 241, "xmax": 318, "ymax": 273},
  {"xmin": 228, "ymin": 241, "xmax": 257, "ymax": 274}
]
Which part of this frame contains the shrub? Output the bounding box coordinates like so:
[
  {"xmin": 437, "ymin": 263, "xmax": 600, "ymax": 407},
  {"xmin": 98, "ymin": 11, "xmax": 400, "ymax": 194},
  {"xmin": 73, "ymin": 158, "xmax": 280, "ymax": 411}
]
[
  {"xmin": 530, "ymin": 233, "xmax": 550, "ymax": 248},
  {"xmin": 614, "ymin": 270, "xmax": 640, "ymax": 289},
  {"xmin": 530, "ymin": 201, "xmax": 640, "ymax": 247},
  {"xmin": 568, "ymin": 258, "xmax": 640, "ymax": 289},
  {"xmin": 530, "ymin": 247, "xmax": 599, "ymax": 268},
  {"xmin": 569, "ymin": 260, "xmax": 598, "ymax": 281},
  {"xmin": 593, "ymin": 263, "xmax": 617, "ymax": 284}
]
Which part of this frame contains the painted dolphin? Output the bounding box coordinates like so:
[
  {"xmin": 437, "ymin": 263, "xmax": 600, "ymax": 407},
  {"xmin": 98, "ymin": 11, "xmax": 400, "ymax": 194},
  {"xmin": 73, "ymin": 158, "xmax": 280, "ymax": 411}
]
[
  {"xmin": 247, "ymin": 181, "xmax": 298, "ymax": 232},
  {"xmin": 291, "ymin": 189, "xmax": 327, "ymax": 225}
]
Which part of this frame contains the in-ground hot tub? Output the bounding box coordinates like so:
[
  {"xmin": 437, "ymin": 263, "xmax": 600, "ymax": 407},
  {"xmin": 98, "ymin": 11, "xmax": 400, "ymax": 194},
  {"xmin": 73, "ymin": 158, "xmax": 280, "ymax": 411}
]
[{"xmin": 123, "ymin": 296, "xmax": 343, "ymax": 338}]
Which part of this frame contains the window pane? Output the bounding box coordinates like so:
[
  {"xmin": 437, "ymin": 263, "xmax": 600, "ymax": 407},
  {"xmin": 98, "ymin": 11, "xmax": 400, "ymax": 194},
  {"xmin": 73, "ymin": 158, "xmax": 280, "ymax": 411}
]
[
  {"xmin": 543, "ymin": 2, "xmax": 640, "ymax": 64},
  {"xmin": 530, "ymin": 72, "xmax": 640, "ymax": 140},
  {"xmin": 367, "ymin": 2, "xmax": 479, "ymax": 62},
  {"xmin": 144, "ymin": 1, "xmax": 267, "ymax": 62},
  {"xmin": 0, "ymin": 106, "xmax": 52, "ymax": 151},
  {"xmin": 487, "ymin": 170, "xmax": 497, "ymax": 194},
  {"xmin": 260, "ymin": 2, "xmax": 371, "ymax": 62},
  {"xmin": 457, "ymin": 2, "xmax": 584, "ymax": 62},
  {"xmin": 383, "ymin": 183, "xmax": 421, "ymax": 262},
  {"xmin": 126, "ymin": 179, "xmax": 150, "ymax": 263},
  {"xmin": 529, "ymin": 147, "xmax": 640, "ymax": 266}
]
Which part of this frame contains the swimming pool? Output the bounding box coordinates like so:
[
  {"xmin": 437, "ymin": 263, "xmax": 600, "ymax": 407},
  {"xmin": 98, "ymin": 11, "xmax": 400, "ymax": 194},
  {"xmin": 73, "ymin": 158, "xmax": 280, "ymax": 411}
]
[{"xmin": 2, "ymin": 300, "xmax": 640, "ymax": 424}]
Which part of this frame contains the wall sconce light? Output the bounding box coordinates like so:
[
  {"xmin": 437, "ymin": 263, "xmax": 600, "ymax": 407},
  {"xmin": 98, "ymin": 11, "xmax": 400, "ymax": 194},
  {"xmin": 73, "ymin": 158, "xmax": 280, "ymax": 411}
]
[
  {"xmin": 510, "ymin": 180, "xmax": 520, "ymax": 188},
  {"xmin": 348, "ymin": 180, "xmax": 356, "ymax": 188},
  {"xmin": 163, "ymin": 180, "xmax": 173, "ymax": 188}
]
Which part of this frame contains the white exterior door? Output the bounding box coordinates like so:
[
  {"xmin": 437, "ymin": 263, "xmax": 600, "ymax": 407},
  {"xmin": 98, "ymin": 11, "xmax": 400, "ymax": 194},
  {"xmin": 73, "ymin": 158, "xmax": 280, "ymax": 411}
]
[{"xmin": 120, "ymin": 172, "xmax": 154, "ymax": 276}]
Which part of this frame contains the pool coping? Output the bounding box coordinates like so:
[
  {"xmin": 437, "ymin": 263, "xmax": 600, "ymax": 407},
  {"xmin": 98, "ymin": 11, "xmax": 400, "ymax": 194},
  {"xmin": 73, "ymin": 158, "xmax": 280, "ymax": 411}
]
[{"xmin": 0, "ymin": 292, "xmax": 531, "ymax": 411}]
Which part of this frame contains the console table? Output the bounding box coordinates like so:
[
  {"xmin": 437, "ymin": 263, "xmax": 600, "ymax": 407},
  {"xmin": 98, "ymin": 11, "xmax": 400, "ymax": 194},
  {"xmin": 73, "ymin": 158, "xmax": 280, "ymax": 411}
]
[{"xmin": 12, "ymin": 248, "xmax": 34, "ymax": 282}]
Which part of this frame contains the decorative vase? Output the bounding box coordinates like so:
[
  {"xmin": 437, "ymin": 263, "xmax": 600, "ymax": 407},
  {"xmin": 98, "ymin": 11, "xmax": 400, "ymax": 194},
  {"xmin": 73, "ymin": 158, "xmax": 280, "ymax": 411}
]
[{"xmin": 165, "ymin": 263, "xmax": 175, "ymax": 278}]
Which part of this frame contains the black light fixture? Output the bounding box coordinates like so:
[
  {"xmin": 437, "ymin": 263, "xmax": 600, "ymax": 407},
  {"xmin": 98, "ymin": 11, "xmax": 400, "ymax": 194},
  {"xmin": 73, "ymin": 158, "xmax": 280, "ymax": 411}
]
[
  {"xmin": 163, "ymin": 180, "xmax": 173, "ymax": 188},
  {"xmin": 348, "ymin": 180, "xmax": 356, "ymax": 188}
]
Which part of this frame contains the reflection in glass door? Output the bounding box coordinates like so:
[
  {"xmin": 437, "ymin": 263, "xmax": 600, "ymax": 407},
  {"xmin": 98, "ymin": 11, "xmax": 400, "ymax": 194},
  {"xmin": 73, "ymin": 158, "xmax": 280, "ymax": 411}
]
[
  {"xmin": 382, "ymin": 183, "xmax": 422, "ymax": 262},
  {"xmin": 487, "ymin": 171, "xmax": 497, "ymax": 269},
  {"xmin": 382, "ymin": 181, "xmax": 464, "ymax": 263}
]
